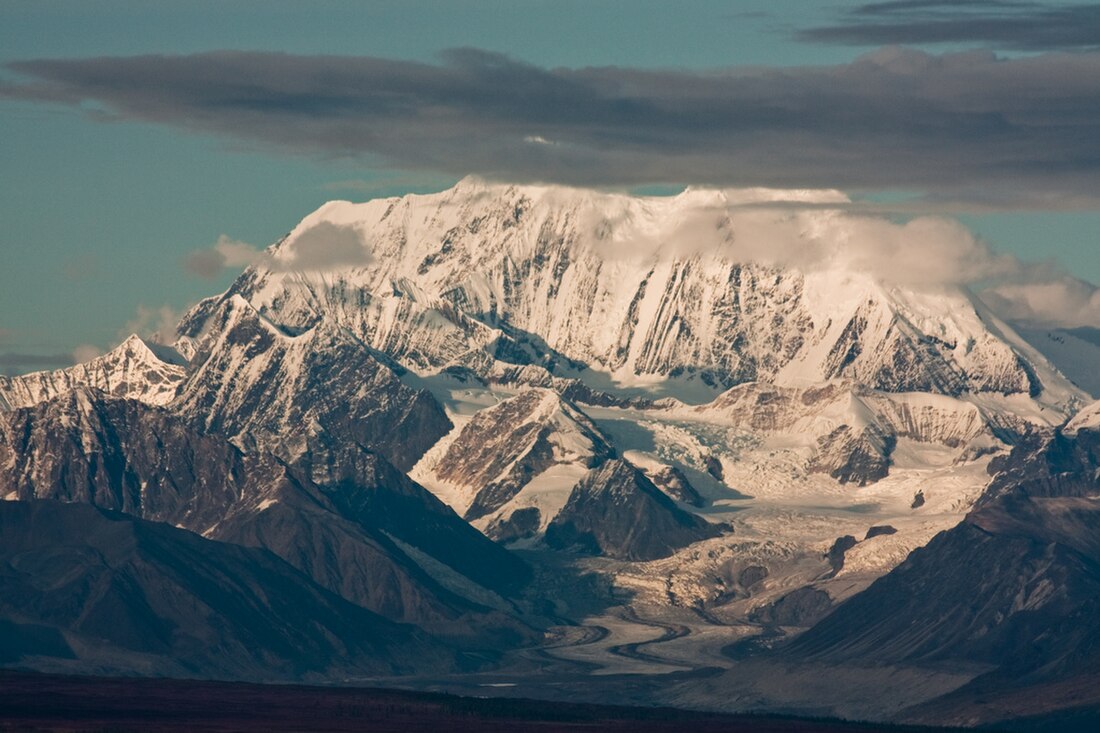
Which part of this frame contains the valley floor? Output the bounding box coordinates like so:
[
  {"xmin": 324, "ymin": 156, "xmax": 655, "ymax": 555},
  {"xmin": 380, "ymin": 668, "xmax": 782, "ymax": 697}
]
[{"xmin": 0, "ymin": 670, "xmax": 983, "ymax": 733}]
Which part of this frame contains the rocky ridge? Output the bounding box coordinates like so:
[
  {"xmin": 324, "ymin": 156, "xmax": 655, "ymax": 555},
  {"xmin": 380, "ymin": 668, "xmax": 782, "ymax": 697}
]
[{"xmin": 0, "ymin": 388, "xmax": 530, "ymax": 642}]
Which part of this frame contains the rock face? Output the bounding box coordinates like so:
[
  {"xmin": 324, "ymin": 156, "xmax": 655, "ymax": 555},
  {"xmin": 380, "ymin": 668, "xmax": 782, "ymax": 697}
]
[
  {"xmin": 0, "ymin": 500, "xmax": 450, "ymax": 680},
  {"xmin": 545, "ymin": 459, "xmax": 723, "ymax": 561},
  {"xmin": 864, "ymin": 525, "xmax": 897, "ymax": 540},
  {"xmin": 645, "ymin": 464, "xmax": 705, "ymax": 507},
  {"xmin": 788, "ymin": 427, "xmax": 1100, "ymax": 686},
  {"xmin": 981, "ymin": 426, "xmax": 1100, "ymax": 505},
  {"xmin": 0, "ymin": 387, "xmax": 249, "ymax": 526},
  {"xmin": 446, "ymin": 390, "xmax": 610, "ymax": 520},
  {"xmin": 173, "ymin": 295, "xmax": 451, "ymax": 472},
  {"xmin": 750, "ymin": 587, "xmax": 834, "ymax": 628},
  {"xmin": 810, "ymin": 424, "xmax": 895, "ymax": 486},
  {"xmin": 177, "ymin": 179, "xmax": 1082, "ymax": 406},
  {"xmin": 825, "ymin": 535, "xmax": 860, "ymax": 576},
  {"xmin": 0, "ymin": 334, "xmax": 186, "ymax": 410},
  {"xmin": 0, "ymin": 389, "xmax": 530, "ymax": 641}
]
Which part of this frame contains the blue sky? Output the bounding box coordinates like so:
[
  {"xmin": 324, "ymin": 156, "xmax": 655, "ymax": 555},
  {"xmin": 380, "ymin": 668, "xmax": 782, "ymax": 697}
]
[{"xmin": 2, "ymin": 1, "xmax": 1099, "ymax": 370}]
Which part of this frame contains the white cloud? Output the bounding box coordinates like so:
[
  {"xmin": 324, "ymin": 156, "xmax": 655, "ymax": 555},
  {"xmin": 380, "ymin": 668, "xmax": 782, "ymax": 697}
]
[
  {"xmin": 584, "ymin": 194, "xmax": 1100, "ymax": 328},
  {"xmin": 185, "ymin": 225, "xmax": 371, "ymax": 278},
  {"xmin": 587, "ymin": 196, "xmax": 1020, "ymax": 289},
  {"xmin": 980, "ymin": 276, "xmax": 1100, "ymax": 329},
  {"xmin": 71, "ymin": 344, "xmax": 104, "ymax": 364}
]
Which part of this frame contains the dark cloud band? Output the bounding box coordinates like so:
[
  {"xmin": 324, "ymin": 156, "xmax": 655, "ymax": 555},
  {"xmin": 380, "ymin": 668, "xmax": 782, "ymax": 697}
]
[
  {"xmin": 801, "ymin": 1, "xmax": 1100, "ymax": 50},
  {"xmin": 0, "ymin": 352, "xmax": 73, "ymax": 374},
  {"xmin": 4, "ymin": 47, "xmax": 1100, "ymax": 207}
]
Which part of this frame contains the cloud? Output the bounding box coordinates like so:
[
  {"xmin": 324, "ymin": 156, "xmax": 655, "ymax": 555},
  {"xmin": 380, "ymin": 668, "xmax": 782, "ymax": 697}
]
[
  {"xmin": 800, "ymin": 2, "xmax": 1100, "ymax": 51},
  {"xmin": 564, "ymin": 190, "xmax": 1096, "ymax": 327},
  {"xmin": 980, "ymin": 276, "xmax": 1100, "ymax": 328},
  {"xmin": 184, "ymin": 235, "xmax": 262, "ymax": 279},
  {"xmin": 0, "ymin": 351, "xmax": 72, "ymax": 375},
  {"xmin": 71, "ymin": 343, "xmax": 104, "ymax": 364},
  {"xmin": 274, "ymin": 222, "xmax": 372, "ymax": 272},
  {"xmin": 185, "ymin": 224, "xmax": 371, "ymax": 278},
  {"xmin": 581, "ymin": 194, "xmax": 1021, "ymax": 290},
  {"xmin": 122, "ymin": 304, "xmax": 185, "ymax": 345},
  {"xmin": 5, "ymin": 48, "xmax": 1100, "ymax": 208}
]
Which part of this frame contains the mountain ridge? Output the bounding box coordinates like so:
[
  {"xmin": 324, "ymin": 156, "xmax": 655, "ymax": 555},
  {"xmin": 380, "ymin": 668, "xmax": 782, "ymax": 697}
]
[{"xmin": 177, "ymin": 180, "xmax": 1085, "ymax": 412}]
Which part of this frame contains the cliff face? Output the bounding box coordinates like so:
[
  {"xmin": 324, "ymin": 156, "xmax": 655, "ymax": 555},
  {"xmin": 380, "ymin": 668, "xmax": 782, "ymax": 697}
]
[{"xmin": 545, "ymin": 459, "xmax": 724, "ymax": 561}]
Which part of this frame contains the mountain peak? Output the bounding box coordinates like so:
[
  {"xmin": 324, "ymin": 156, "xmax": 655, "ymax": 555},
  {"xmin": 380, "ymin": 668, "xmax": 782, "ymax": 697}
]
[{"xmin": 0, "ymin": 334, "xmax": 187, "ymax": 410}]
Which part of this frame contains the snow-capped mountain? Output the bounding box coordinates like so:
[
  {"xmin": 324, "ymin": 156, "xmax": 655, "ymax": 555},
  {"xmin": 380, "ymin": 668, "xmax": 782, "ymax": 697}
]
[
  {"xmin": 172, "ymin": 294, "xmax": 451, "ymax": 472},
  {"xmin": 543, "ymin": 458, "xmax": 724, "ymax": 561},
  {"xmin": 411, "ymin": 387, "xmax": 720, "ymax": 555},
  {"xmin": 1068, "ymin": 400, "xmax": 1100, "ymax": 433},
  {"xmin": 180, "ymin": 178, "xmax": 1084, "ymax": 410},
  {"xmin": 0, "ymin": 334, "xmax": 186, "ymax": 410},
  {"xmin": 679, "ymin": 381, "xmax": 1028, "ymax": 485},
  {"xmin": 3, "ymin": 179, "xmax": 1098, "ymax": 721},
  {"xmin": 1011, "ymin": 324, "xmax": 1100, "ymax": 398}
]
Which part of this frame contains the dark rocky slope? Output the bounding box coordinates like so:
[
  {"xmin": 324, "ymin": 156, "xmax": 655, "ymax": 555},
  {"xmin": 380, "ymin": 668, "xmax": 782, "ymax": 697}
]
[
  {"xmin": 0, "ymin": 500, "xmax": 450, "ymax": 680},
  {"xmin": 0, "ymin": 389, "xmax": 530, "ymax": 643},
  {"xmin": 787, "ymin": 428, "xmax": 1100, "ymax": 689}
]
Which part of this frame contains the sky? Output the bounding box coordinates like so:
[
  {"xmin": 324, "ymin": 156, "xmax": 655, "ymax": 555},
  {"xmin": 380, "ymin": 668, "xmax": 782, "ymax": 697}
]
[{"xmin": 2, "ymin": 0, "xmax": 1100, "ymax": 372}]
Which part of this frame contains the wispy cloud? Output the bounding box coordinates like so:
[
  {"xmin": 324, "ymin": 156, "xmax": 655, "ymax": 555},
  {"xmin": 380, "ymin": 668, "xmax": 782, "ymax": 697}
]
[
  {"xmin": 0, "ymin": 351, "xmax": 73, "ymax": 375},
  {"xmin": 800, "ymin": 1, "xmax": 1100, "ymax": 51},
  {"xmin": 184, "ymin": 235, "xmax": 263, "ymax": 279},
  {"xmin": 70, "ymin": 344, "xmax": 104, "ymax": 364},
  {"xmin": 276, "ymin": 221, "xmax": 373, "ymax": 272},
  {"xmin": 4, "ymin": 48, "xmax": 1100, "ymax": 208},
  {"xmin": 0, "ymin": 329, "xmax": 103, "ymax": 374},
  {"xmin": 981, "ymin": 276, "xmax": 1100, "ymax": 328},
  {"xmin": 184, "ymin": 222, "xmax": 372, "ymax": 279},
  {"xmin": 122, "ymin": 304, "xmax": 186, "ymax": 345}
]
